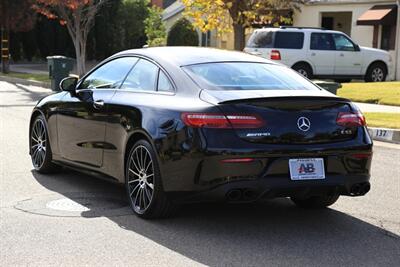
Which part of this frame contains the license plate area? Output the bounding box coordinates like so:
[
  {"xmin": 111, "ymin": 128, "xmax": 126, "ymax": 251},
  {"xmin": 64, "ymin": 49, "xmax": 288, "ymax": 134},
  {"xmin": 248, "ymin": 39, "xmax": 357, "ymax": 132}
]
[{"xmin": 289, "ymin": 158, "xmax": 325, "ymax": 180}]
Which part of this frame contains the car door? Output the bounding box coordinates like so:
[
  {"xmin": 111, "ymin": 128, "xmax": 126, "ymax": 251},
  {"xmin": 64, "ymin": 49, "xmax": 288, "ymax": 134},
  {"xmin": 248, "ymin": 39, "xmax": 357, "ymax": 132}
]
[
  {"xmin": 332, "ymin": 33, "xmax": 363, "ymax": 76},
  {"xmin": 308, "ymin": 32, "xmax": 336, "ymax": 75},
  {"xmin": 102, "ymin": 58, "xmax": 164, "ymax": 178},
  {"xmin": 57, "ymin": 57, "xmax": 138, "ymax": 167}
]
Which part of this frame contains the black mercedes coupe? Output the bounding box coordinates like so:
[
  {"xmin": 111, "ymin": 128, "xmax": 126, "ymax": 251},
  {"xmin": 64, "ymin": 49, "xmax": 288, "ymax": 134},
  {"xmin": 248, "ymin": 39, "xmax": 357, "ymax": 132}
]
[{"xmin": 29, "ymin": 47, "xmax": 372, "ymax": 218}]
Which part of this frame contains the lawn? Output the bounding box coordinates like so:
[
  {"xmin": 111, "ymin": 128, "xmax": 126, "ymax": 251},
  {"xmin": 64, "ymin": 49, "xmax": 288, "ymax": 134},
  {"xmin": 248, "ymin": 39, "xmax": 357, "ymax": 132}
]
[
  {"xmin": 364, "ymin": 112, "xmax": 400, "ymax": 129},
  {"xmin": 0, "ymin": 72, "xmax": 50, "ymax": 82},
  {"xmin": 337, "ymin": 82, "xmax": 400, "ymax": 106}
]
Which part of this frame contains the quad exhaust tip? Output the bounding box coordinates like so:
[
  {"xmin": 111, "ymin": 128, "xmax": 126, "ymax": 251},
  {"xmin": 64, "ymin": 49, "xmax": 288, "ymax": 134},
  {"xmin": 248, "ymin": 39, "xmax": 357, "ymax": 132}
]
[
  {"xmin": 350, "ymin": 182, "xmax": 370, "ymax": 196},
  {"xmin": 226, "ymin": 189, "xmax": 242, "ymax": 201},
  {"xmin": 226, "ymin": 189, "xmax": 258, "ymax": 202}
]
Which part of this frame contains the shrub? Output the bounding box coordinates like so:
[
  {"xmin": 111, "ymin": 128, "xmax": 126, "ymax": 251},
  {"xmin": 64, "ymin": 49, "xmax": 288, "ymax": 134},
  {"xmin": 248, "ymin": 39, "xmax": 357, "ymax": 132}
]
[
  {"xmin": 167, "ymin": 18, "xmax": 198, "ymax": 46},
  {"xmin": 144, "ymin": 5, "xmax": 167, "ymax": 47}
]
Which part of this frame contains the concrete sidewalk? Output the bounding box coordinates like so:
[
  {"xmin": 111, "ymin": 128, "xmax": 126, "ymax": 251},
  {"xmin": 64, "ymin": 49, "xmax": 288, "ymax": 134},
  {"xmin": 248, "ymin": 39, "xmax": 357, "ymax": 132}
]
[
  {"xmin": 355, "ymin": 102, "xmax": 400, "ymax": 113},
  {"xmin": 10, "ymin": 63, "xmax": 48, "ymax": 75},
  {"xmin": 9, "ymin": 61, "xmax": 100, "ymax": 76}
]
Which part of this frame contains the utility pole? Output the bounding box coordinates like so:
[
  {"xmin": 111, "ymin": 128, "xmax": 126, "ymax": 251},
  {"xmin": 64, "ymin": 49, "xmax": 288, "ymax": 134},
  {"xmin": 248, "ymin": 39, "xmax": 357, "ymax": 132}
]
[
  {"xmin": 1, "ymin": 0, "xmax": 10, "ymax": 74},
  {"xmin": 1, "ymin": 27, "xmax": 10, "ymax": 74}
]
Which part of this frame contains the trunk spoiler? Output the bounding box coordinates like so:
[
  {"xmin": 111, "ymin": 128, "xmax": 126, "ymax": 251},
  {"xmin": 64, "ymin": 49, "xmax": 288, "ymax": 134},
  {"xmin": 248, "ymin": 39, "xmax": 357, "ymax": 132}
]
[{"xmin": 200, "ymin": 89, "xmax": 349, "ymax": 105}]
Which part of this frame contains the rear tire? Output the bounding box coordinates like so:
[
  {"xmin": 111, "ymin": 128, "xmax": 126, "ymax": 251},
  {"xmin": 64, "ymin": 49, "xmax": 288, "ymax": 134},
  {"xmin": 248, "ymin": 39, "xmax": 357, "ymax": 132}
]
[
  {"xmin": 292, "ymin": 63, "xmax": 313, "ymax": 79},
  {"xmin": 291, "ymin": 194, "xmax": 340, "ymax": 209},
  {"xmin": 365, "ymin": 62, "xmax": 387, "ymax": 82},
  {"xmin": 125, "ymin": 140, "xmax": 176, "ymax": 219},
  {"xmin": 30, "ymin": 115, "xmax": 60, "ymax": 173}
]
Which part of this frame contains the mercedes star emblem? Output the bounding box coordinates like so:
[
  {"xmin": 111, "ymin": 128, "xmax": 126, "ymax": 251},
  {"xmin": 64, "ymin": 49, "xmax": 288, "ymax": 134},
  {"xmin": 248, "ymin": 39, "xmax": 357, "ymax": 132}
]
[{"xmin": 297, "ymin": 117, "xmax": 311, "ymax": 131}]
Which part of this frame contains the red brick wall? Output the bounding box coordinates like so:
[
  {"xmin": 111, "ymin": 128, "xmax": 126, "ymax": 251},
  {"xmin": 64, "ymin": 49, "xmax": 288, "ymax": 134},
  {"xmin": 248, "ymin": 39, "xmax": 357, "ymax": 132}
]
[{"xmin": 151, "ymin": 0, "xmax": 163, "ymax": 8}]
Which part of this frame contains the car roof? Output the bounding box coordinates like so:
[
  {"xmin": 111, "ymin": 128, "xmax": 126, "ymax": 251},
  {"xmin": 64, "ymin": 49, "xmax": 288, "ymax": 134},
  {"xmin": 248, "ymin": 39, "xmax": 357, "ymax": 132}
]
[{"xmin": 115, "ymin": 46, "xmax": 277, "ymax": 66}]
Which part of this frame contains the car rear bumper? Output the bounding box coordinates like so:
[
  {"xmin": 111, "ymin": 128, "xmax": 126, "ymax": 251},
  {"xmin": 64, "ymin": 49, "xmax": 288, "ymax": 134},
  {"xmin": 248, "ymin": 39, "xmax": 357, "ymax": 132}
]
[
  {"xmin": 168, "ymin": 174, "xmax": 371, "ymax": 203},
  {"xmin": 160, "ymin": 126, "xmax": 372, "ymax": 203}
]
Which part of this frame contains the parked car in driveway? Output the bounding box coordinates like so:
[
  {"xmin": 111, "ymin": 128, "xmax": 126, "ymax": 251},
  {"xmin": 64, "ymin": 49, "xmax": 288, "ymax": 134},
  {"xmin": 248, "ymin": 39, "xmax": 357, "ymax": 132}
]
[
  {"xmin": 244, "ymin": 27, "xmax": 393, "ymax": 82},
  {"xmin": 29, "ymin": 47, "xmax": 372, "ymax": 219}
]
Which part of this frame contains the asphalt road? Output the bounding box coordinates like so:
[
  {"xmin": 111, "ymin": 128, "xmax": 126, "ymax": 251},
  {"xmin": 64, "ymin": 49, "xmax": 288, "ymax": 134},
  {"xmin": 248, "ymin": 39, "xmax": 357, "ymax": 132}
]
[{"xmin": 1, "ymin": 81, "xmax": 399, "ymax": 267}]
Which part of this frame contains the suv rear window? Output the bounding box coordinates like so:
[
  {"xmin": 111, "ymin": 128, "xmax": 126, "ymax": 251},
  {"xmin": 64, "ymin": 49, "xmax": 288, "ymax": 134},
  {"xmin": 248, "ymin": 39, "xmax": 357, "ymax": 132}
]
[
  {"xmin": 246, "ymin": 31, "xmax": 274, "ymax": 48},
  {"xmin": 183, "ymin": 62, "xmax": 318, "ymax": 91},
  {"xmin": 274, "ymin": 32, "xmax": 304, "ymax": 49}
]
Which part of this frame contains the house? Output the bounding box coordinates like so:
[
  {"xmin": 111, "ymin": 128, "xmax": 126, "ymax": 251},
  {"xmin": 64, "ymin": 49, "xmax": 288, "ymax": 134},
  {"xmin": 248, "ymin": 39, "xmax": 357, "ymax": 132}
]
[
  {"xmin": 158, "ymin": 0, "xmax": 400, "ymax": 80},
  {"xmin": 161, "ymin": 0, "xmax": 220, "ymax": 48}
]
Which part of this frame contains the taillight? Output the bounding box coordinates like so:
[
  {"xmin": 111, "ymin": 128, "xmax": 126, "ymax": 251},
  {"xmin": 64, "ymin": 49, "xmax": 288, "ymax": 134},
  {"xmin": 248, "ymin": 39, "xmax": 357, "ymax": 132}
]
[
  {"xmin": 336, "ymin": 112, "xmax": 366, "ymax": 127},
  {"xmin": 270, "ymin": 50, "xmax": 281, "ymax": 60},
  {"xmin": 181, "ymin": 113, "xmax": 264, "ymax": 129},
  {"xmin": 350, "ymin": 152, "xmax": 372, "ymax": 159}
]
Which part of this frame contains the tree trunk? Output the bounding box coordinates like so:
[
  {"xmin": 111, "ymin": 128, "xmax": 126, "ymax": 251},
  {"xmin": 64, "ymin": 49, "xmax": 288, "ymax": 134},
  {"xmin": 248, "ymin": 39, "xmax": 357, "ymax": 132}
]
[
  {"xmin": 233, "ymin": 23, "xmax": 246, "ymax": 51},
  {"xmin": 72, "ymin": 33, "xmax": 86, "ymax": 77}
]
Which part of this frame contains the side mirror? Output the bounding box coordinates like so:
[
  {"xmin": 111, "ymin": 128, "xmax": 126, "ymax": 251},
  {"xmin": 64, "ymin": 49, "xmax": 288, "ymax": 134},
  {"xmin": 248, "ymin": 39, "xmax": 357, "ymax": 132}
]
[
  {"xmin": 354, "ymin": 44, "xmax": 361, "ymax": 51},
  {"xmin": 60, "ymin": 76, "xmax": 78, "ymax": 92}
]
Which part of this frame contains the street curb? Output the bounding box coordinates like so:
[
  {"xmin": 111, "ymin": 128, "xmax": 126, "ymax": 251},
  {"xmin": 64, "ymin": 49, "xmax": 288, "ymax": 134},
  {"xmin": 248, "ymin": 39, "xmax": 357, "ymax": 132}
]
[
  {"xmin": 0, "ymin": 75, "xmax": 50, "ymax": 89},
  {"xmin": 368, "ymin": 127, "xmax": 400, "ymax": 144}
]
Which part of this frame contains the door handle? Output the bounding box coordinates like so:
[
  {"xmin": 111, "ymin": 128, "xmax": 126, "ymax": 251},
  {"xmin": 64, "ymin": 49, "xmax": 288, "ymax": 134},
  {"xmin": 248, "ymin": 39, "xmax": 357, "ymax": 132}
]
[
  {"xmin": 93, "ymin": 100, "xmax": 104, "ymax": 109},
  {"xmin": 311, "ymin": 52, "xmax": 316, "ymax": 56},
  {"xmin": 340, "ymin": 53, "xmax": 344, "ymax": 57}
]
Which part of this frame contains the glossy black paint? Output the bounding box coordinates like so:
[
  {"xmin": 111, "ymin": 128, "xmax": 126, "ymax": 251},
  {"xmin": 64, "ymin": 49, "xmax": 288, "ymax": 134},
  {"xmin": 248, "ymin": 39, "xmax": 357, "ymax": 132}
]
[{"xmin": 30, "ymin": 47, "xmax": 372, "ymax": 202}]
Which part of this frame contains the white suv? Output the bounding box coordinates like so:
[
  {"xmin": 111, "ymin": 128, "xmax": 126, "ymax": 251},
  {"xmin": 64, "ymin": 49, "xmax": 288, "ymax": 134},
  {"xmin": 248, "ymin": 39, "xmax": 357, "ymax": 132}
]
[{"xmin": 244, "ymin": 27, "xmax": 393, "ymax": 82}]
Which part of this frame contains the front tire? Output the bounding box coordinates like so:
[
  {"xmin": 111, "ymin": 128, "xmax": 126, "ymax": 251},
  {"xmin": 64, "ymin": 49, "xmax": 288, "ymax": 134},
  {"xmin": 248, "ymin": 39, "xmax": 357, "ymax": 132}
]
[
  {"xmin": 30, "ymin": 115, "xmax": 59, "ymax": 173},
  {"xmin": 125, "ymin": 140, "xmax": 176, "ymax": 219},
  {"xmin": 291, "ymin": 194, "xmax": 340, "ymax": 209},
  {"xmin": 365, "ymin": 62, "xmax": 387, "ymax": 82}
]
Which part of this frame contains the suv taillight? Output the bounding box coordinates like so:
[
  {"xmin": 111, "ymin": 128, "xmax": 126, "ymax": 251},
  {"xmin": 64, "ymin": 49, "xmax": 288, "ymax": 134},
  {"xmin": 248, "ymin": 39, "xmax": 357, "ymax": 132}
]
[
  {"xmin": 270, "ymin": 50, "xmax": 281, "ymax": 60},
  {"xmin": 181, "ymin": 113, "xmax": 264, "ymax": 129},
  {"xmin": 336, "ymin": 112, "xmax": 366, "ymax": 127}
]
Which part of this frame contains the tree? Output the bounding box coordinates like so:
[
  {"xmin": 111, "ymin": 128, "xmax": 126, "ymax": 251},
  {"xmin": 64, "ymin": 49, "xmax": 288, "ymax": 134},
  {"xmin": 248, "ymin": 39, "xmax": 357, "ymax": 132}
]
[
  {"xmin": 144, "ymin": 5, "xmax": 166, "ymax": 47},
  {"xmin": 0, "ymin": 0, "xmax": 36, "ymax": 73},
  {"xmin": 33, "ymin": 0, "xmax": 109, "ymax": 76},
  {"xmin": 167, "ymin": 18, "xmax": 199, "ymax": 46},
  {"xmin": 89, "ymin": 0, "xmax": 149, "ymax": 59},
  {"xmin": 182, "ymin": 0, "xmax": 306, "ymax": 50},
  {"xmin": 118, "ymin": 0, "xmax": 149, "ymax": 49}
]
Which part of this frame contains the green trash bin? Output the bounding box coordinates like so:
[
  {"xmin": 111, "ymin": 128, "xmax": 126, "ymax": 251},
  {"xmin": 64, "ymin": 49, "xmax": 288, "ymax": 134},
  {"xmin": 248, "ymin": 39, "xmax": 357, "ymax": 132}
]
[
  {"xmin": 47, "ymin": 56, "xmax": 75, "ymax": 91},
  {"xmin": 313, "ymin": 80, "xmax": 342, "ymax": 95}
]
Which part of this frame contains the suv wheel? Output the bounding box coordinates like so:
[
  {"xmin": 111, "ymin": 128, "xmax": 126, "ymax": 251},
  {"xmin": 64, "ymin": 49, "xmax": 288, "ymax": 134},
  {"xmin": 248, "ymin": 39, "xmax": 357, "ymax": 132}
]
[
  {"xmin": 291, "ymin": 194, "xmax": 339, "ymax": 209},
  {"xmin": 292, "ymin": 63, "xmax": 313, "ymax": 79},
  {"xmin": 365, "ymin": 62, "xmax": 387, "ymax": 82}
]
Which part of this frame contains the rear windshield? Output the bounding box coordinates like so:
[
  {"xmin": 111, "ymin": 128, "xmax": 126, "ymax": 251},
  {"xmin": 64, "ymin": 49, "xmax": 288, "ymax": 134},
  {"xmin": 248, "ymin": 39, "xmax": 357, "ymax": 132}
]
[
  {"xmin": 183, "ymin": 62, "xmax": 319, "ymax": 91},
  {"xmin": 247, "ymin": 31, "xmax": 304, "ymax": 49},
  {"xmin": 246, "ymin": 31, "xmax": 274, "ymax": 48}
]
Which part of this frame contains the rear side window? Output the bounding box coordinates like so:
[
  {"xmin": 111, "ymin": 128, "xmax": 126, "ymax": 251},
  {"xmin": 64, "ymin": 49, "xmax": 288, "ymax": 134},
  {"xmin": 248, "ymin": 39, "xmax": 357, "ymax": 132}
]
[
  {"xmin": 274, "ymin": 32, "xmax": 304, "ymax": 49},
  {"xmin": 246, "ymin": 31, "xmax": 274, "ymax": 48},
  {"xmin": 157, "ymin": 70, "xmax": 174, "ymax": 92},
  {"xmin": 310, "ymin": 33, "xmax": 335, "ymax": 50},
  {"xmin": 121, "ymin": 59, "xmax": 158, "ymax": 91},
  {"xmin": 183, "ymin": 62, "xmax": 318, "ymax": 91}
]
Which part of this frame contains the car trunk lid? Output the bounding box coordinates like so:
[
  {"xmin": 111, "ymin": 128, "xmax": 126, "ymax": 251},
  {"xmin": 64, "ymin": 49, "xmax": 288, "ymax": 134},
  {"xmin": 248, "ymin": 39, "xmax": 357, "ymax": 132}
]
[{"xmin": 200, "ymin": 90, "xmax": 358, "ymax": 144}]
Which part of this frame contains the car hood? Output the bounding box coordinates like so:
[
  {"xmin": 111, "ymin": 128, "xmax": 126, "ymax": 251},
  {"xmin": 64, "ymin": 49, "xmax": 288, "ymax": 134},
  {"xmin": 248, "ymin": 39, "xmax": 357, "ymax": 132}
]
[
  {"xmin": 360, "ymin": 46, "xmax": 390, "ymax": 56},
  {"xmin": 200, "ymin": 89, "xmax": 342, "ymax": 105}
]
